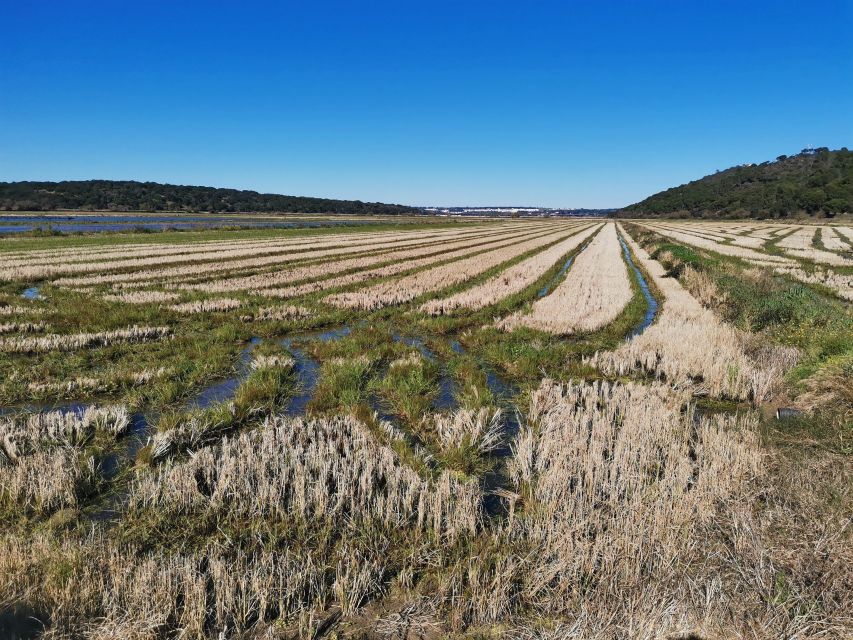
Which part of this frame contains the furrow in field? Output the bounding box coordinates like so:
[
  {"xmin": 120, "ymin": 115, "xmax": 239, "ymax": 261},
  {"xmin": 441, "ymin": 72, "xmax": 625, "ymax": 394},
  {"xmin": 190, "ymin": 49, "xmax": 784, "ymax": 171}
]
[
  {"xmin": 133, "ymin": 225, "xmax": 553, "ymax": 291},
  {"xmin": 93, "ymin": 227, "xmax": 525, "ymax": 291},
  {"xmin": 10, "ymin": 236, "xmax": 382, "ymax": 282},
  {"xmin": 419, "ymin": 223, "xmax": 601, "ymax": 315},
  {"xmin": 588, "ymin": 224, "xmax": 796, "ymax": 402},
  {"xmin": 0, "ymin": 235, "xmax": 365, "ymax": 273},
  {"xmin": 728, "ymin": 233, "xmax": 768, "ymax": 249},
  {"xmin": 820, "ymin": 227, "xmax": 852, "ymax": 252},
  {"xmin": 176, "ymin": 223, "xmax": 569, "ymax": 294},
  {"xmin": 772, "ymin": 266, "xmax": 853, "ymax": 301},
  {"xmin": 324, "ymin": 225, "xmax": 583, "ymax": 310},
  {"xmin": 0, "ymin": 236, "xmax": 322, "ymax": 268},
  {"xmin": 50, "ymin": 226, "xmax": 535, "ymax": 288},
  {"xmin": 88, "ymin": 228, "xmax": 546, "ymax": 293},
  {"xmin": 497, "ymin": 223, "xmax": 632, "ymax": 334},
  {"xmin": 10, "ymin": 226, "xmax": 510, "ymax": 283},
  {"xmin": 774, "ymin": 226, "xmax": 853, "ymax": 266},
  {"xmin": 0, "ymin": 225, "xmax": 501, "ymax": 269},
  {"xmin": 257, "ymin": 223, "xmax": 587, "ymax": 300},
  {"xmin": 638, "ymin": 222, "xmax": 795, "ymax": 265}
]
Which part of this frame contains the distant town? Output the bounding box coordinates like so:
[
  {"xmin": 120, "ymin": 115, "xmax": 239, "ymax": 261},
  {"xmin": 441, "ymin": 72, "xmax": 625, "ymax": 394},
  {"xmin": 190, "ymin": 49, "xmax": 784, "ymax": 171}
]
[{"xmin": 421, "ymin": 206, "xmax": 614, "ymax": 217}]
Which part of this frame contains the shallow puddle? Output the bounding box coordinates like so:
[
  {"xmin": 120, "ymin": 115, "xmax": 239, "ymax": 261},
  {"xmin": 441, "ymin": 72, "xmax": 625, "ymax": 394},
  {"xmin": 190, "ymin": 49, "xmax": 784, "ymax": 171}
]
[
  {"xmin": 21, "ymin": 286, "xmax": 42, "ymax": 300},
  {"xmin": 281, "ymin": 326, "xmax": 351, "ymax": 416},
  {"xmin": 186, "ymin": 337, "xmax": 262, "ymax": 409},
  {"xmin": 282, "ymin": 343, "xmax": 320, "ymax": 417},
  {"xmin": 392, "ymin": 333, "xmax": 459, "ymax": 411}
]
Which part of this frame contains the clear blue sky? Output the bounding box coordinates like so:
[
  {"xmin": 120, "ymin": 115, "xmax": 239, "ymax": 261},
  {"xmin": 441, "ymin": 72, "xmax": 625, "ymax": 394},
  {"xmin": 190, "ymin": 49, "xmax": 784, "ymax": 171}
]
[{"xmin": 1, "ymin": 1, "xmax": 851, "ymax": 208}]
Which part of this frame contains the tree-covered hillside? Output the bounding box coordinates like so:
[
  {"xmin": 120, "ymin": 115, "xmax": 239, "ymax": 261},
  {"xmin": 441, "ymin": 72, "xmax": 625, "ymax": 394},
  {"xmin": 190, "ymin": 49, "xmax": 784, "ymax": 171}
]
[
  {"xmin": 621, "ymin": 148, "xmax": 853, "ymax": 218},
  {"xmin": 0, "ymin": 180, "xmax": 418, "ymax": 215}
]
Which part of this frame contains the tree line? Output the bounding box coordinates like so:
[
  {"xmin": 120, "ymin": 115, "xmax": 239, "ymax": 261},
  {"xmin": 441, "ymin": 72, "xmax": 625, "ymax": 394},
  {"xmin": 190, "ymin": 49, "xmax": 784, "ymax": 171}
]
[
  {"xmin": 620, "ymin": 148, "xmax": 853, "ymax": 218},
  {"xmin": 0, "ymin": 180, "xmax": 419, "ymax": 215}
]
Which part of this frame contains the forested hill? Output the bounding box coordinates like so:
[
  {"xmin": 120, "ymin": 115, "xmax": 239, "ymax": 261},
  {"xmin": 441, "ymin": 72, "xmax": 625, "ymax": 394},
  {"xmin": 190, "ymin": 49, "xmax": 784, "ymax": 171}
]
[
  {"xmin": 620, "ymin": 148, "xmax": 853, "ymax": 218},
  {"xmin": 0, "ymin": 180, "xmax": 418, "ymax": 215}
]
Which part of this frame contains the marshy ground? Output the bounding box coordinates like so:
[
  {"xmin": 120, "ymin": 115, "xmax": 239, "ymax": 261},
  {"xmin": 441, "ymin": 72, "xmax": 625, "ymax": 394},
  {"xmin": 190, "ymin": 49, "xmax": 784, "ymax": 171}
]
[{"xmin": 0, "ymin": 216, "xmax": 850, "ymax": 638}]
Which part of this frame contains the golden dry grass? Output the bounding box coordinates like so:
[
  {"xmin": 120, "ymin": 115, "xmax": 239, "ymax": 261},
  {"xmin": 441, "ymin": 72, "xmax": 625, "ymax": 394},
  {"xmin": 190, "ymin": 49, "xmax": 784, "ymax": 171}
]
[
  {"xmin": 0, "ymin": 325, "xmax": 171, "ymax": 353},
  {"xmin": 588, "ymin": 225, "xmax": 796, "ymax": 401},
  {"xmin": 324, "ymin": 226, "xmax": 579, "ymax": 310},
  {"xmin": 420, "ymin": 223, "xmax": 600, "ymax": 315},
  {"xmin": 498, "ymin": 223, "xmax": 633, "ymax": 334}
]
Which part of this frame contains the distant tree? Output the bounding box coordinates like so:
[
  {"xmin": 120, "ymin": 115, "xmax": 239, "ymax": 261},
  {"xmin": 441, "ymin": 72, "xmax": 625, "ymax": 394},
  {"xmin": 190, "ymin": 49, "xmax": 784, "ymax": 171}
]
[
  {"xmin": 0, "ymin": 180, "xmax": 419, "ymax": 215},
  {"xmin": 825, "ymin": 198, "xmax": 850, "ymax": 214},
  {"xmin": 619, "ymin": 148, "xmax": 852, "ymax": 219},
  {"xmin": 800, "ymin": 188, "xmax": 827, "ymax": 212}
]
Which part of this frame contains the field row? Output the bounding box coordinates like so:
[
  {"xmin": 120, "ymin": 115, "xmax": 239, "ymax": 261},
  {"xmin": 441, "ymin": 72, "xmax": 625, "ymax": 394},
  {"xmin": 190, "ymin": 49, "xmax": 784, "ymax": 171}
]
[
  {"xmin": 49, "ymin": 224, "xmax": 549, "ymax": 289},
  {"xmin": 3, "ymin": 221, "xmax": 655, "ymax": 339},
  {"xmin": 1, "ymin": 223, "xmax": 504, "ymax": 281},
  {"xmin": 637, "ymin": 220, "xmax": 853, "ymax": 300}
]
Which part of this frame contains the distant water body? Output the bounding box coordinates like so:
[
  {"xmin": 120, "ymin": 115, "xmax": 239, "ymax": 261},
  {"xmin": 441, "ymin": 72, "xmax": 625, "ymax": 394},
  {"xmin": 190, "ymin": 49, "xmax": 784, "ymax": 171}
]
[{"xmin": 0, "ymin": 213, "xmax": 383, "ymax": 235}]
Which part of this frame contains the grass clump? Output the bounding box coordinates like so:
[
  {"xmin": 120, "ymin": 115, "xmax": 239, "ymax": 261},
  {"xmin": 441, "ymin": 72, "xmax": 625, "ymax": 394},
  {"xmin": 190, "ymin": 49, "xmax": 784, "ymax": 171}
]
[
  {"xmin": 374, "ymin": 352, "xmax": 439, "ymax": 422},
  {"xmin": 309, "ymin": 355, "xmax": 375, "ymax": 414}
]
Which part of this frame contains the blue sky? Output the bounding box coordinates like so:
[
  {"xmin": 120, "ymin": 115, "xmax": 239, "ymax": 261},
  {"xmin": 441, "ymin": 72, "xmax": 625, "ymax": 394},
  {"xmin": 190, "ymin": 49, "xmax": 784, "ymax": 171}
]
[{"xmin": 1, "ymin": 1, "xmax": 851, "ymax": 208}]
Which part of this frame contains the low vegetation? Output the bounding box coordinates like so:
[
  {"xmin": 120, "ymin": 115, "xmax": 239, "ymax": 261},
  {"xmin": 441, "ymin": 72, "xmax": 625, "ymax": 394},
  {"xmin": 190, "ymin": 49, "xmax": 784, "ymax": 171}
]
[{"xmin": 0, "ymin": 216, "xmax": 849, "ymax": 638}]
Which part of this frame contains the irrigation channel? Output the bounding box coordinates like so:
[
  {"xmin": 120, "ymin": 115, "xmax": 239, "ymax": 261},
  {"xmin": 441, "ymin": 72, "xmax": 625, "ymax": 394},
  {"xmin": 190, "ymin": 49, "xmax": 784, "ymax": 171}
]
[
  {"xmin": 77, "ymin": 325, "xmax": 528, "ymax": 520},
  {"xmin": 618, "ymin": 233, "xmax": 659, "ymax": 338},
  {"xmin": 6, "ymin": 239, "xmax": 662, "ymax": 523}
]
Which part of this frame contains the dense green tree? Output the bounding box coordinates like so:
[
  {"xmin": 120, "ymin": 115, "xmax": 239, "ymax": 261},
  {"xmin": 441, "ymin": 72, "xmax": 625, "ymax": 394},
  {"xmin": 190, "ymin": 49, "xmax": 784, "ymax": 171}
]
[
  {"xmin": 620, "ymin": 148, "xmax": 852, "ymax": 218},
  {"xmin": 0, "ymin": 180, "xmax": 418, "ymax": 215},
  {"xmin": 800, "ymin": 187, "xmax": 827, "ymax": 212}
]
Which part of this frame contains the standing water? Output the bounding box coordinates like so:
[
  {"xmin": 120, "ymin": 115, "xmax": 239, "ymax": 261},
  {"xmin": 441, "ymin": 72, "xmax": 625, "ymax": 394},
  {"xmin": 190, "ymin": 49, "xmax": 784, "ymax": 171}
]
[
  {"xmin": 186, "ymin": 337, "xmax": 262, "ymax": 409},
  {"xmin": 618, "ymin": 235, "xmax": 659, "ymax": 338}
]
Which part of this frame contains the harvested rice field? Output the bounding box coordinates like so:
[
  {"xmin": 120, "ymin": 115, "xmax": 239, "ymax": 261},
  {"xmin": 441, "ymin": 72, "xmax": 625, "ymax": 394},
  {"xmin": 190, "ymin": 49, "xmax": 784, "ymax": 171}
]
[{"xmin": 1, "ymin": 217, "xmax": 851, "ymax": 639}]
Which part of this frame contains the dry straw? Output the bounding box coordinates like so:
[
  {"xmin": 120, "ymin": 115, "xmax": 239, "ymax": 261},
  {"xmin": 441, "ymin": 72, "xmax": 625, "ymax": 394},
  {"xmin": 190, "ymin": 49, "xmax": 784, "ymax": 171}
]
[
  {"xmin": 27, "ymin": 367, "xmax": 170, "ymax": 395},
  {"xmin": 179, "ymin": 226, "xmax": 527, "ymax": 293},
  {"xmin": 775, "ymin": 226, "xmax": 816, "ymax": 250},
  {"xmin": 498, "ymin": 223, "xmax": 633, "ymax": 334},
  {"xmin": 425, "ymin": 407, "xmax": 504, "ymax": 455},
  {"xmin": 167, "ymin": 298, "xmax": 242, "ymax": 314},
  {"xmin": 325, "ymin": 226, "xmax": 578, "ymax": 309},
  {"xmin": 49, "ymin": 227, "xmax": 510, "ymax": 288},
  {"xmin": 420, "ymin": 224, "xmax": 600, "ymax": 315},
  {"xmin": 0, "ymin": 405, "xmax": 129, "ymax": 513},
  {"xmin": 820, "ymin": 226, "xmax": 851, "ymax": 252},
  {"xmin": 0, "ymin": 305, "xmax": 45, "ymax": 316},
  {"xmin": 0, "ymin": 321, "xmax": 47, "ymax": 334},
  {"xmin": 588, "ymin": 225, "xmax": 797, "ymax": 401},
  {"xmin": 834, "ymin": 225, "xmax": 853, "ymax": 243},
  {"xmin": 0, "ymin": 325, "xmax": 171, "ymax": 353},
  {"xmin": 102, "ymin": 290, "xmax": 182, "ymax": 304},
  {"xmin": 254, "ymin": 229, "xmax": 550, "ymax": 299},
  {"xmin": 132, "ymin": 414, "xmax": 483, "ymax": 542},
  {"xmin": 6, "ymin": 229, "xmax": 427, "ymax": 282},
  {"xmin": 640, "ymin": 222, "xmax": 794, "ymax": 265},
  {"xmin": 250, "ymin": 354, "xmax": 295, "ymax": 370}
]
